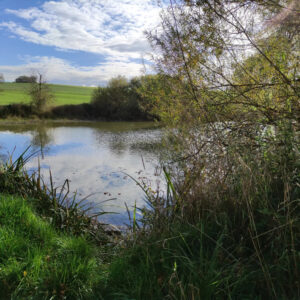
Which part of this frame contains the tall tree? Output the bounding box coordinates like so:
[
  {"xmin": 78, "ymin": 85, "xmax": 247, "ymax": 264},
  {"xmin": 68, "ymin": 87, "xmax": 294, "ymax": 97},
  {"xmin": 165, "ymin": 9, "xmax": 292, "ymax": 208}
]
[{"xmin": 29, "ymin": 73, "xmax": 54, "ymax": 113}]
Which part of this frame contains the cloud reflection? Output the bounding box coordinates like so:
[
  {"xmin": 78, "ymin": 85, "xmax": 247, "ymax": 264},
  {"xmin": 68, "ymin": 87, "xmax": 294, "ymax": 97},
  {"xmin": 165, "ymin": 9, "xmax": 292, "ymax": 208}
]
[{"xmin": 0, "ymin": 123, "xmax": 162, "ymax": 225}]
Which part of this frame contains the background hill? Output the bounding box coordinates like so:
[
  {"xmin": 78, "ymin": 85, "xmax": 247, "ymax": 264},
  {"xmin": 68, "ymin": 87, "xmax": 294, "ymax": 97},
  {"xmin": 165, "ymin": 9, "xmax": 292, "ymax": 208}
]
[{"xmin": 0, "ymin": 82, "xmax": 95, "ymax": 106}]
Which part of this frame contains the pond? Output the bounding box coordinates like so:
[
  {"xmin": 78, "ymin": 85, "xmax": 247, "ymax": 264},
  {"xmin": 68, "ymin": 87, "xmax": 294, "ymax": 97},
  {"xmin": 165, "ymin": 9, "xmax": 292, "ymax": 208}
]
[{"xmin": 0, "ymin": 121, "xmax": 163, "ymax": 225}]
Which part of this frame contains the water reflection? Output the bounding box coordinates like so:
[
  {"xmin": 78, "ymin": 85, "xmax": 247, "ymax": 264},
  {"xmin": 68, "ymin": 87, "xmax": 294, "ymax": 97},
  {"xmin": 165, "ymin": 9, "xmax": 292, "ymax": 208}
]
[
  {"xmin": 31, "ymin": 126, "xmax": 53, "ymax": 147},
  {"xmin": 0, "ymin": 122, "xmax": 162, "ymax": 225}
]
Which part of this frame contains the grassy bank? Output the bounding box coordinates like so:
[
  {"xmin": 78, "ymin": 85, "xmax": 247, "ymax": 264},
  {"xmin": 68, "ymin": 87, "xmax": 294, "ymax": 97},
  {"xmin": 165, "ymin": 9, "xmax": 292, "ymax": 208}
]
[
  {"xmin": 0, "ymin": 133, "xmax": 298, "ymax": 299},
  {"xmin": 0, "ymin": 194, "xmax": 103, "ymax": 299},
  {"xmin": 0, "ymin": 151, "xmax": 114, "ymax": 299},
  {"xmin": 0, "ymin": 83, "xmax": 94, "ymax": 106}
]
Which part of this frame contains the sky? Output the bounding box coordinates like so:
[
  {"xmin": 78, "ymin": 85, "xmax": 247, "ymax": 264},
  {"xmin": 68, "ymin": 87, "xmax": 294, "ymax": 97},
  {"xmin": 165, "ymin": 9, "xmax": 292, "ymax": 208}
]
[{"xmin": 0, "ymin": 0, "xmax": 163, "ymax": 86}]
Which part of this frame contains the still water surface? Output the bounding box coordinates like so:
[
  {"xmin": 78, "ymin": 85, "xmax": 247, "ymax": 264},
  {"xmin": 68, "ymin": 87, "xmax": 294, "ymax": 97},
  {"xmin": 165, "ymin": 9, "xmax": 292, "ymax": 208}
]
[{"xmin": 0, "ymin": 122, "xmax": 162, "ymax": 225}]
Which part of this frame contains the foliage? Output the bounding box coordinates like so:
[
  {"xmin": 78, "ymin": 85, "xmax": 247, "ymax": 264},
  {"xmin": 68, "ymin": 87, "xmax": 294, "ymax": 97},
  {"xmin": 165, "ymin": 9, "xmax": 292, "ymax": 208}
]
[
  {"xmin": 145, "ymin": 0, "xmax": 299, "ymax": 125},
  {"xmin": 0, "ymin": 1, "xmax": 299, "ymax": 298},
  {"xmin": 0, "ymin": 79, "xmax": 156, "ymax": 120},
  {"xmin": 0, "ymin": 104, "xmax": 34, "ymax": 119},
  {"xmin": 100, "ymin": 1, "xmax": 300, "ymax": 299},
  {"xmin": 102, "ymin": 125, "xmax": 300, "ymax": 299},
  {"xmin": 28, "ymin": 74, "xmax": 54, "ymax": 113},
  {"xmin": 137, "ymin": 74, "xmax": 173, "ymax": 122},
  {"xmin": 15, "ymin": 75, "xmax": 37, "ymax": 83},
  {"xmin": 91, "ymin": 75, "xmax": 155, "ymax": 120},
  {"xmin": 108, "ymin": 75, "xmax": 128, "ymax": 88}
]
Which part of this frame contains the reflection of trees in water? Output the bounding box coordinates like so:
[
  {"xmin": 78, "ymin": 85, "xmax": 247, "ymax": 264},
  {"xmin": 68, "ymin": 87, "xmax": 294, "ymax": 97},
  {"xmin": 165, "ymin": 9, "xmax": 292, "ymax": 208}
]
[
  {"xmin": 0, "ymin": 144, "xmax": 7, "ymax": 163},
  {"xmin": 31, "ymin": 126, "xmax": 53, "ymax": 156},
  {"xmin": 93, "ymin": 129, "xmax": 128, "ymax": 156},
  {"xmin": 0, "ymin": 125, "xmax": 53, "ymax": 161},
  {"xmin": 92, "ymin": 127, "xmax": 163, "ymax": 158},
  {"xmin": 0, "ymin": 155, "xmax": 7, "ymax": 163},
  {"xmin": 0, "ymin": 151, "xmax": 8, "ymax": 164},
  {"xmin": 129, "ymin": 141, "xmax": 162, "ymax": 155},
  {"xmin": 108, "ymin": 134, "xmax": 128, "ymax": 156}
]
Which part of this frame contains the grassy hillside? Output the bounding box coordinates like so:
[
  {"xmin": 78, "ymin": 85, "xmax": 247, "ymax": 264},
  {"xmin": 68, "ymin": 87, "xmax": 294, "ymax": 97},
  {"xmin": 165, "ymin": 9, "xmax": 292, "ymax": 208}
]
[{"xmin": 0, "ymin": 82, "xmax": 95, "ymax": 106}]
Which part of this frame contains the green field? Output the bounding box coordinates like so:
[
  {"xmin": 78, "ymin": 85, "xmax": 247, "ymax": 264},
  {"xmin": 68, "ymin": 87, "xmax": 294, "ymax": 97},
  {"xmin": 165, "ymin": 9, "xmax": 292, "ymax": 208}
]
[{"xmin": 0, "ymin": 82, "xmax": 95, "ymax": 106}]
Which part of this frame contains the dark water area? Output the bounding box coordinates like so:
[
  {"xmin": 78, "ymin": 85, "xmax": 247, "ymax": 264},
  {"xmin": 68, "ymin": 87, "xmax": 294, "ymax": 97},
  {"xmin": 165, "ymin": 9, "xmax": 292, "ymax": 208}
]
[{"xmin": 0, "ymin": 121, "xmax": 163, "ymax": 225}]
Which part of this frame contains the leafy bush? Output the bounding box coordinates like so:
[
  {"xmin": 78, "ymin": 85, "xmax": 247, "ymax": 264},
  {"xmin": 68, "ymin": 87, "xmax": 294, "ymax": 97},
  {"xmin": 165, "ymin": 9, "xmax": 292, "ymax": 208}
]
[
  {"xmin": 29, "ymin": 75, "xmax": 54, "ymax": 113},
  {"xmin": 15, "ymin": 75, "xmax": 37, "ymax": 83},
  {"xmin": 0, "ymin": 104, "xmax": 34, "ymax": 118},
  {"xmin": 91, "ymin": 76, "xmax": 154, "ymax": 120}
]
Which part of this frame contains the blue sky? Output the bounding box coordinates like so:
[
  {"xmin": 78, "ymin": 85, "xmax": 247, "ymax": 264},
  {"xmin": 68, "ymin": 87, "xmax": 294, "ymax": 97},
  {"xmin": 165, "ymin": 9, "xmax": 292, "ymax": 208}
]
[{"xmin": 0, "ymin": 0, "xmax": 162, "ymax": 86}]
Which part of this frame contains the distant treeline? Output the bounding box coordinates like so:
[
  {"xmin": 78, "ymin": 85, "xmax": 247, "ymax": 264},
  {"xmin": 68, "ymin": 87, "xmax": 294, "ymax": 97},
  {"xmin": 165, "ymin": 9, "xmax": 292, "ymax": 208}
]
[
  {"xmin": 0, "ymin": 74, "xmax": 161, "ymax": 121},
  {"xmin": 15, "ymin": 75, "xmax": 37, "ymax": 83}
]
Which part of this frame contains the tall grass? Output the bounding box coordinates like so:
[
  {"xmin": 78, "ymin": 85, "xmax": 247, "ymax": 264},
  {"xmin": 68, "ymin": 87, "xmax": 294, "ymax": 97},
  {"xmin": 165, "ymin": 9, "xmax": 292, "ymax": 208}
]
[
  {"xmin": 0, "ymin": 122, "xmax": 298, "ymax": 299},
  {"xmin": 103, "ymin": 121, "xmax": 300, "ymax": 299},
  {"xmin": 0, "ymin": 150, "xmax": 123, "ymax": 298},
  {"xmin": 0, "ymin": 195, "xmax": 103, "ymax": 299}
]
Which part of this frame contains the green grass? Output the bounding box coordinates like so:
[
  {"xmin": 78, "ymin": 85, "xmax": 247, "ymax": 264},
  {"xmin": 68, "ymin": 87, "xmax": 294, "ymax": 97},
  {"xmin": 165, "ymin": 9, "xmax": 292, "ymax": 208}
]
[
  {"xmin": 102, "ymin": 123, "xmax": 300, "ymax": 300},
  {"xmin": 0, "ymin": 82, "xmax": 95, "ymax": 106},
  {"xmin": 0, "ymin": 194, "xmax": 104, "ymax": 299},
  {"xmin": 0, "ymin": 121, "xmax": 298, "ymax": 299}
]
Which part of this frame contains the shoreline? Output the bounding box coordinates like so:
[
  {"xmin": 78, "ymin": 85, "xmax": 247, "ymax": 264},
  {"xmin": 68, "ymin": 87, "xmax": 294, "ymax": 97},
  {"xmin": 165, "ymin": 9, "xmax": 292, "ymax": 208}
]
[
  {"xmin": 0, "ymin": 118, "xmax": 157, "ymax": 125},
  {"xmin": 0, "ymin": 102, "xmax": 157, "ymax": 123}
]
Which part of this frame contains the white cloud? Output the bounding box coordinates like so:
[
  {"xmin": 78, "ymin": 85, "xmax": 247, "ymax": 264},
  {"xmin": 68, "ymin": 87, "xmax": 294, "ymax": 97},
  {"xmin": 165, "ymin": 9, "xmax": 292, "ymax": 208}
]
[
  {"xmin": 1, "ymin": 0, "xmax": 162, "ymax": 59},
  {"xmin": 0, "ymin": 0, "xmax": 161, "ymax": 84},
  {"xmin": 0, "ymin": 56, "xmax": 146, "ymax": 86}
]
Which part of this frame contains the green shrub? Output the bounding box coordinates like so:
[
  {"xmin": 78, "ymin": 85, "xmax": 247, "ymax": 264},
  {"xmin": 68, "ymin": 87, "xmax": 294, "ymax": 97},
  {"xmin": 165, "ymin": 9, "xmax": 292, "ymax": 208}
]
[{"xmin": 91, "ymin": 76, "xmax": 153, "ymax": 120}]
